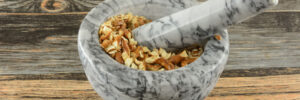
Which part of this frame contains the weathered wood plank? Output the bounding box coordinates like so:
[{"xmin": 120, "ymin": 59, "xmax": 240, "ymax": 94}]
[
  {"xmin": 0, "ymin": 12, "xmax": 299, "ymax": 44},
  {"xmin": 0, "ymin": 0, "xmax": 299, "ymax": 13},
  {"xmin": 0, "ymin": 13, "xmax": 85, "ymax": 44},
  {"xmin": 0, "ymin": 35, "xmax": 82, "ymax": 74},
  {"xmin": 221, "ymin": 67, "xmax": 300, "ymax": 77},
  {"xmin": 1, "ymin": 67, "xmax": 300, "ymax": 80},
  {"xmin": 208, "ymin": 94, "xmax": 300, "ymax": 100},
  {"xmin": 1, "ymin": 73, "xmax": 300, "ymax": 100},
  {"xmin": 212, "ymin": 74, "xmax": 300, "ymax": 95},
  {"xmin": 226, "ymin": 30, "xmax": 300, "ymax": 70},
  {"xmin": 1, "ymin": 12, "xmax": 300, "ymax": 74},
  {"xmin": 0, "ymin": 0, "xmax": 104, "ymax": 13},
  {"xmin": 0, "ymin": 73, "xmax": 87, "ymax": 81},
  {"xmin": 208, "ymin": 74, "xmax": 300, "ymax": 100},
  {"xmin": 0, "ymin": 80, "xmax": 100, "ymax": 99},
  {"xmin": 225, "ymin": 12, "xmax": 300, "ymax": 70},
  {"xmin": 237, "ymin": 12, "xmax": 300, "ymax": 32},
  {"xmin": 269, "ymin": 0, "xmax": 300, "ymax": 11}
]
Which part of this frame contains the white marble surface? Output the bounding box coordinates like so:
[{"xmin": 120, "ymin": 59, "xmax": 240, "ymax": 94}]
[
  {"xmin": 78, "ymin": 0, "xmax": 229, "ymax": 100},
  {"xmin": 133, "ymin": 0, "xmax": 278, "ymax": 51}
]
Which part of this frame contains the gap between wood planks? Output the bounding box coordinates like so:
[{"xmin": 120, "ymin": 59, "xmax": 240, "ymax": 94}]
[
  {"xmin": 0, "ymin": 0, "xmax": 299, "ymax": 13},
  {"xmin": 0, "ymin": 10, "xmax": 299, "ymax": 15},
  {"xmin": 0, "ymin": 12, "xmax": 88, "ymax": 15},
  {"xmin": 2, "ymin": 67, "xmax": 300, "ymax": 79},
  {"xmin": 1, "ymin": 72, "xmax": 300, "ymax": 100}
]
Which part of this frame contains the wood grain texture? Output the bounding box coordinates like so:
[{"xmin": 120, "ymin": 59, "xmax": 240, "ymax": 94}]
[
  {"xmin": 0, "ymin": 0, "xmax": 104, "ymax": 13},
  {"xmin": 0, "ymin": 12, "xmax": 298, "ymax": 44},
  {"xmin": 0, "ymin": 14, "xmax": 83, "ymax": 74},
  {"xmin": 0, "ymin": 13, "xmax": 85, "ymax": 44},
  {"xmin": 1, "ymin": 12, "xmax": 300, "ymax": 74},
  {"xmin": 207, "ymin": 74, "xmax": 300, "ymax": 100},
  {"xmin": 226, "ymin": 12, "xmax": 300, "ymax": 70},
  {"xmin": 221, "ymin": 67, "xmax": 300, "ymax": 77},
  {"xmin": 0, "ymin": 35, "xmax": 82, "ymax": 74},
  {"xmin": 269, "ymin": 0, "xmax": 300, "ymax": 11},
  {"xmin": 0, "ymin": 0, "xmax": 299, "ymax": 13},
  {"xmin": 1, "ymin": 73, "xmax": 300, "ymax": 100}
]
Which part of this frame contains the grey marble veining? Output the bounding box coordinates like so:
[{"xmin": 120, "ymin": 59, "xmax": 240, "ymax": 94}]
[
  {"xmin": 78, "ymin": 0, "xmax": 229, "ymax": 100},
  {"xmin": 133, "ymin": 0, "xmax": 278, "ymax": 51}
]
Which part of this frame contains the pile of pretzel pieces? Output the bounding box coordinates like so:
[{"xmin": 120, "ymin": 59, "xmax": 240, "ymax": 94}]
[{"xmin": 98, "ymin": 13, "xmax": 218, "ymax": 71}]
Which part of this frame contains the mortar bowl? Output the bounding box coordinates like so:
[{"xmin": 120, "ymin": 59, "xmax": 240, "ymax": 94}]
[{"xmin": 78, "ymin": 0, "xmax": 229, "ymax": 100}]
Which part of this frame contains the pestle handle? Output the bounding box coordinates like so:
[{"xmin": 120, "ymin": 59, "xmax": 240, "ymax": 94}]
[{"xmin": 133, "ymin": 0, "xmax": 278, "ymax": 51}]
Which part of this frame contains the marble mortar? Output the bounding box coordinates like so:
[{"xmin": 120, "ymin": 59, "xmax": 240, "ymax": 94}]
[{"xmin": 78, "ymin": 0, "xmax": 229, "ymax": 100}]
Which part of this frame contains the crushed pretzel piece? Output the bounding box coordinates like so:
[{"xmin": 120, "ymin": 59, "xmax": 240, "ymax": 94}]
[
  {"xmin": 121, "ymin": 37, "xmax": 131, "ymax": 56},
  {"xmin": 142, "ymin": 46, "xmax": 150, "ymax": 53},
  {"xmin": 121, "ymin": 52, "xmax": 130, "ymax": 61},
  {"xmin": 149, "ymin": 49, "xmax": 159, "ymax": 58},
  {"xmin": 168, "ymin": 55, "xmax": 185, "ymax": 65},
  {"xmin": 100, "ymin": 31, "xmax": 112, "ymax": 41},
  {"xmin": 155, "ymin": 58, "xmax": 174, "ymax": 70},
  {"xmin": 179, "ymin": 50, "xmax": 188, "ymax": 57},
  {"xmin": 139, "ymin": 51, "xmax": 144, "ymax": 58},
  {"xmin": 134, "ymin": 58, "xmax": 142, "ymax": 65},
  {"xmin": 145, "ymin": 56, "xmax": 159, "ymax": 63},
  {"xmin": 181, "ymin": 58, "xmax": 197, "ymax": 67},
  {"xmin": 115, "ymin": 52, "xmax": 124, "ymax": 64},
  {"xmin": 126, "ymin": 13, "xmax": 134, "ymax": 22},
  {"xmin": 134, "ymin": 46, "xmax": 142, "ymax": 58},
  {"xmin": 129, "ymin": 38, "xmax": 137, "ymax": 46},
  {"xmin": 124, "ymin": 30, "xmax": 132, "ymax": 39},
  {"xmin": 125, "ymin": 58, "xmax": 133, "ymax": 67},
  {"xmin": 106, "ymin": 45, "xmax": 116, "ymax": 52},
  {"xmin": 190, "ymin": 48, "xmax": 203, "ymax": 57},
  {"xmin": 101, "ymin": 25, "xmax": 112, "ymax": 34},
  {"xmin": 146, "ymin": 64, "xmax": 161, "ymax": 71},
  {"xmin": 108, "ymin": 50, "xmax": 117, "ymax": 55},
  {"xmin": 159, "ymin": 48, "xmax": 171, "ymax": 59},
  {"xmin": 214, "ymin": 34, "xmax": 222, "ymax": 40},
  {"xmin": 112, "ymin": 41, "xmax": 120, "ymax": 51},
  {"xmin": 129, "ymin": 38, "xmax": 137, "ymax": 51},
  {"xmin": 131, "ymin": 63, "xmax": 138, "ymax": 69},
  {"xmin": 101, "ymin": 40, "xmax": 112, "ymax": 48},
  {"xmin": 118, "ymin": 29, "xmax": 125, "ymax": 36},
  {"xmin": 138, "ymin": 62, "xmax": 146, "ymax": 71}
]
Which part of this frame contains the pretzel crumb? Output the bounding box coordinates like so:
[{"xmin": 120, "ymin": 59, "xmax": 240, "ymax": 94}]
[{"xmin": 214, "ymin": 34, "xmax": 222, "ymax": 40}]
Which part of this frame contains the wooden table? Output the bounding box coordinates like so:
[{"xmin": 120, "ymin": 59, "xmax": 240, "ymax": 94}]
[{"xmin": 1, "ymin": 0, "xmax": 300, "ymax": 99}]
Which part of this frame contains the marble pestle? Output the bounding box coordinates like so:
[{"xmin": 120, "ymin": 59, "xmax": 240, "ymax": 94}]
[{"xmin": 133, "ymin": 0, "xmax": 278, "ymax": 51}]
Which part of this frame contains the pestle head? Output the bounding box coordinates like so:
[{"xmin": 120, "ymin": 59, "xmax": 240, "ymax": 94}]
[
  {"xmin": 133, "ymin": 0, "xmax": 278, "ymax": 51},
  {"xmin": 271, "ymin": 0, "xmax": 279, "ymax": 5}
]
